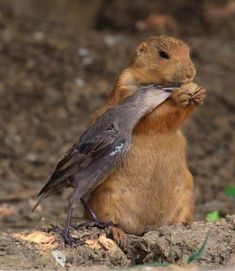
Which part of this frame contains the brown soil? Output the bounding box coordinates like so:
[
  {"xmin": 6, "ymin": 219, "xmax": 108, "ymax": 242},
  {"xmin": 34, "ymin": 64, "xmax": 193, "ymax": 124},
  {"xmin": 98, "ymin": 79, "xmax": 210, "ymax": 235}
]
[
  {"xmin": 0, "ymin": 1, "xmax": 234, "ymax": 269},
  {"xmin": 0, "ymin": 216, "xmax": 235, "ymax": 269}
]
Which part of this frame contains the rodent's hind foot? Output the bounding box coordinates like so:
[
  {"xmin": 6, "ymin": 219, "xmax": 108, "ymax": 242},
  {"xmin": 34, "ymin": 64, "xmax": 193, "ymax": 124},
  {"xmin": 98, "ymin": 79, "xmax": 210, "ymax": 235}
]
[
  {"xmin": 107, "ymin": 226, "xmax": 127, "ymax": 248},
  {"xmin": 75, "ymin": 219, "xmax": 127, "ymax": 247}
]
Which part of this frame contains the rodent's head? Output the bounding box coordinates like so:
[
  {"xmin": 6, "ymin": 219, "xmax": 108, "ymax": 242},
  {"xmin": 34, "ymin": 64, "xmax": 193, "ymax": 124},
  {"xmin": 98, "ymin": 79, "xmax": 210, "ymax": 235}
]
[{"xmin": 132, "ymin": 35, "xmax": 196, "ymax": 85}]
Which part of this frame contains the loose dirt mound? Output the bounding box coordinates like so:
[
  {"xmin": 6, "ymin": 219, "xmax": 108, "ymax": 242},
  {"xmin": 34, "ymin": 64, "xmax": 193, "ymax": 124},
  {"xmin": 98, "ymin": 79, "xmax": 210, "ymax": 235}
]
[{"xmin": 0, "ymin": 216, "xmax": 234, "ymax": 269}]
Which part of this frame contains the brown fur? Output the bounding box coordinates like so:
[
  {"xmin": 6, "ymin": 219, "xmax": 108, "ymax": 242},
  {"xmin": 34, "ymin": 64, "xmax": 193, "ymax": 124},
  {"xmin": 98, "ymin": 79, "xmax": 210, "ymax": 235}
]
[{"xmin": 87, "ymin": 35, "xmax": 206, "ymax": 236}]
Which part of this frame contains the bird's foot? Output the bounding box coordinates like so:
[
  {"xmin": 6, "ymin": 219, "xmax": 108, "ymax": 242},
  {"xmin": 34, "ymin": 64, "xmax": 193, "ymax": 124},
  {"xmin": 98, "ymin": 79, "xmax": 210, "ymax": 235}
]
[
  {"xmin": 52, "ymin": 225, "xmax": 83, "ymax": 246},
  {"xmin": 62, "ymin": 228, "xmax": 78, "ymax": 245},
  {"xmin": 76, "ymin": 219, "xmax": 119, "ymax": 230}
]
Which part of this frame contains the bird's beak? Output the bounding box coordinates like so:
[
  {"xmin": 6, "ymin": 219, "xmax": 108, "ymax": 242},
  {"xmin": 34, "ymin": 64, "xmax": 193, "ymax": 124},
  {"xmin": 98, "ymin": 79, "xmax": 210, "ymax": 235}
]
[
  {"xmin": 162, "ymin": 86, "xmax": 178, "ymax": 93},
  {"xmin": 152, "ymin": 84, "xmax": 178, "ymax": 93}
]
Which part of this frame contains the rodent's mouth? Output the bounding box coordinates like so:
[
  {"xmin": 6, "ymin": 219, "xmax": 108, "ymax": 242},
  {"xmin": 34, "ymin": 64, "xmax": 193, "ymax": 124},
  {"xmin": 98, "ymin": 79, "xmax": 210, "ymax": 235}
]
[
  {"xmin": 165, "ymin": 78, "xmax": 195, "ymax": 86},
  {"xmin": 162, "ymin": 81, "xmax": 181, "ymax": 88},
  {"xmin": 180, "ymin": 79, "xmax": 193, "ymax": 84},
  {"xmin": 142, "ymin": 82, "xmax": 180, "ymax": 88}
]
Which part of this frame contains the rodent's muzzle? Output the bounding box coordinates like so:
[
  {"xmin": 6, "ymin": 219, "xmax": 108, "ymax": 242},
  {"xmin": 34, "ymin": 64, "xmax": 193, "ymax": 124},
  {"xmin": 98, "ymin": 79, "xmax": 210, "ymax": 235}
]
[
  {"xmin": 173, "ymin": 62, "xmax": 196, "ymax": 84},
  {"xmin": 185, "ymin": 64, "xmax": 196, "ymax": 81}
]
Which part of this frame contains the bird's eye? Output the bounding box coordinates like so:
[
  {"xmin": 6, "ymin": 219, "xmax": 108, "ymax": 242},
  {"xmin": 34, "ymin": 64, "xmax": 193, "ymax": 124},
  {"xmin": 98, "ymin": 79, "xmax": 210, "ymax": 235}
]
[{"xmin": 159, "ymin": 50, "xmax": 170, "ymax": 60}]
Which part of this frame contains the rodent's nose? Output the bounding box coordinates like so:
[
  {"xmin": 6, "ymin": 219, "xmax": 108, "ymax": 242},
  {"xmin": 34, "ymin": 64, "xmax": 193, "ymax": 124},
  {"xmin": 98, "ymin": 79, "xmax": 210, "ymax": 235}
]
[{"xmin": 186, "ymin": 64, "xmax": 196, "ymax": 80}]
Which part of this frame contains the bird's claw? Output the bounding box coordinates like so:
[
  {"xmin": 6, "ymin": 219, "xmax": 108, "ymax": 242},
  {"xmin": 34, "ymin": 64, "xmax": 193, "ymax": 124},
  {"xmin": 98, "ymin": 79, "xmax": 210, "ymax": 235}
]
[
  {"xmin": 52, "ymin": 226, "xmax": 83, "ymax": 245},
  {"xmin": 63, "ymin": 230, "xmax": 78, "ymax": 246}
]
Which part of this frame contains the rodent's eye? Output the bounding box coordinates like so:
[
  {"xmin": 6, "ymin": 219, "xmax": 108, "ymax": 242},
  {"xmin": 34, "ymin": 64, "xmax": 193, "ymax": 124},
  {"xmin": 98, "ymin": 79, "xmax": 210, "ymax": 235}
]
[{"xmin": 159, "ymin": 50, "xmax": 170, "ymax": 60}]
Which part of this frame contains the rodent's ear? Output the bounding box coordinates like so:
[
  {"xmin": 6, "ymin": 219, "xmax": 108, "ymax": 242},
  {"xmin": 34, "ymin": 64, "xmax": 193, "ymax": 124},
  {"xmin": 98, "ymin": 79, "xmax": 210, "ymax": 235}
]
[{"xmin": 136, "ymin": 42, "xmax": 147, "ymax": 56}]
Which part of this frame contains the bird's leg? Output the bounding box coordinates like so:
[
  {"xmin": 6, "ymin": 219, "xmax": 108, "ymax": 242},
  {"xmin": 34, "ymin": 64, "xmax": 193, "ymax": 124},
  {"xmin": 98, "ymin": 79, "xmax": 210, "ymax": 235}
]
[
  {"xmin": 76, "ymin": 197, "xmax": 119, "ymax": 229},
  {"xmin": 60, "ymin": 191, "xmax": 82, "ymax": 245},
  {"xmin": 62, "ymin": 201, "xmax": 75, "ymax": 245},
  {"xmin": 81, "ymin": 197, "xmax": 98, "ymax": 221}
]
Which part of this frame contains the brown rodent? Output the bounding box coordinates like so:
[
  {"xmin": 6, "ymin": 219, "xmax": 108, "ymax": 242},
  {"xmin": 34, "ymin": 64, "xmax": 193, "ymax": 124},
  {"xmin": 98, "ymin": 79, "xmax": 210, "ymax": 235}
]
[{"xmin": 87, "ymin": 35, "xmax": 206, "ymax": 240}]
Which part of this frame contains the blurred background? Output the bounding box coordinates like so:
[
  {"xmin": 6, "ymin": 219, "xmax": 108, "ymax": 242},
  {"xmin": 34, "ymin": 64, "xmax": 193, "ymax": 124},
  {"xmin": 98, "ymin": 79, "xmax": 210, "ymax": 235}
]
[{"xmin": 0, "ymin": 0, "xmax": 234, "ymax": 231}]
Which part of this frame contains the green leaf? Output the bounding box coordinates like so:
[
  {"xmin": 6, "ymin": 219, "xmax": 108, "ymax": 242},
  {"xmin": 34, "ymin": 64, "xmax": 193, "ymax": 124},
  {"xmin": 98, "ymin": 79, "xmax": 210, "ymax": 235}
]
[
  {"xmin": 206, "ymin": 211, "xmax": 220, "ymax": 222},
  {"xmin": 224, "ymin": 186, "xmax": 235, "ymax": 197},
  {"xmin": 187, "ymin": 231, "xmax": 209, "ymax": 264}
]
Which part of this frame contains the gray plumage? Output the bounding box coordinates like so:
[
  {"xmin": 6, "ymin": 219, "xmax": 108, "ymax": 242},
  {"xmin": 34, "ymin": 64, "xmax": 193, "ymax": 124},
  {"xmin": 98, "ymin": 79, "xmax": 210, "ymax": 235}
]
[{"xmin": 33, "ymin": 84, "xmax": 175, "ymax": 243}]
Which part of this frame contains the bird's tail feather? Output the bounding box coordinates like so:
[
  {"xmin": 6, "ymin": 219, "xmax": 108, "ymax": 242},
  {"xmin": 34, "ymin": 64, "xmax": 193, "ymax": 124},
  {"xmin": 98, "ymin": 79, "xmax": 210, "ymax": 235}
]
[
  {"xmin": 32, "ymin": 179, "xmax": 70, "ymax": 212},
  {"xmin": 31, "ymin": 193, "xmax": 47, "ymax": 212}
]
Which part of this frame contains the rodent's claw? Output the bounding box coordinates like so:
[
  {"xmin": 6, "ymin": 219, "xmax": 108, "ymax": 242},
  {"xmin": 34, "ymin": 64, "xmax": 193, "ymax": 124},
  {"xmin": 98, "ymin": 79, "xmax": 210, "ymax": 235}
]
[
  {"xmin": 191, "ymin": 86, "xmax": 206, "ymax": 105},
  {"xmin": 108, "ymin": 226, "xmax": 127, "ymax": 248},
  {"xmin": 171, "ymin": 88, "xmax": 192, "ymax": 107}
]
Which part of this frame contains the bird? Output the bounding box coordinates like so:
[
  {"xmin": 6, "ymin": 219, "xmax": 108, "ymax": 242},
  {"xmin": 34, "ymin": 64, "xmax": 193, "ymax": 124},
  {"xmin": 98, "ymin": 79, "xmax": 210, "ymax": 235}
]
[{"xmin": 33, "ymin": 84, "xmax": 176, "ymax": 244}]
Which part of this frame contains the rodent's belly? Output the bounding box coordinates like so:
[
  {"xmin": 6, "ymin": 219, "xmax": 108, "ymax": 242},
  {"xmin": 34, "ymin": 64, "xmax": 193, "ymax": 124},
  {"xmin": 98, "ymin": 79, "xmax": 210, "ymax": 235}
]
[{"xmin": 88, "ymin": 131, "xmax": 193, "ymax": 234}]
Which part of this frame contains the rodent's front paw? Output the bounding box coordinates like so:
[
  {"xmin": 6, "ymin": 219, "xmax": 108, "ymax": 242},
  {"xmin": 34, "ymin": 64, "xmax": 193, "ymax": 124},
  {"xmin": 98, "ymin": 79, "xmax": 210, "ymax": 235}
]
[
  {"xmin": 171, "ymin": 88, "xmax": 192, "ymax": 107},
  {"xmin": 191, "ymin": 86, "xmax": 206, "ymax": 105},
  {"xmin": 171, "ymin": 83, "xmax": 206, "ymax": 107}
]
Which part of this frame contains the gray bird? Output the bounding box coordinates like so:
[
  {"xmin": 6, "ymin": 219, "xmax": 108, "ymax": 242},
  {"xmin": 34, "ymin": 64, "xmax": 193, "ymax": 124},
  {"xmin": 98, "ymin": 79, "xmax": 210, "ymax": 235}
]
[{"xmin": 33, "ymin": 84, "xmax": 176, "ymax": 244}]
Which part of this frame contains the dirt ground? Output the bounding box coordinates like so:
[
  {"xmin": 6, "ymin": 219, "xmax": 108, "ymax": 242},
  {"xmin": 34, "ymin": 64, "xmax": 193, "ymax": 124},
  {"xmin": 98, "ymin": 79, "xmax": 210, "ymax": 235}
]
[
  {"xmin": 0, "ymin": 1, "xmax": 235, "ymax": 269},
  {"xmin": 1, "ymin": 216, "xmax": 235, "ymax": 269}
]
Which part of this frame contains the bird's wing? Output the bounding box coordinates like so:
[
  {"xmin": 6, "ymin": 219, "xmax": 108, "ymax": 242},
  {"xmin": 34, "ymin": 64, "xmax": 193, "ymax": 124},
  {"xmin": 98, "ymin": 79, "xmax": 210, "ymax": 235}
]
[{"xmin": 33, "ymin": 113, "xmax": 119, "ymax": 210}]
